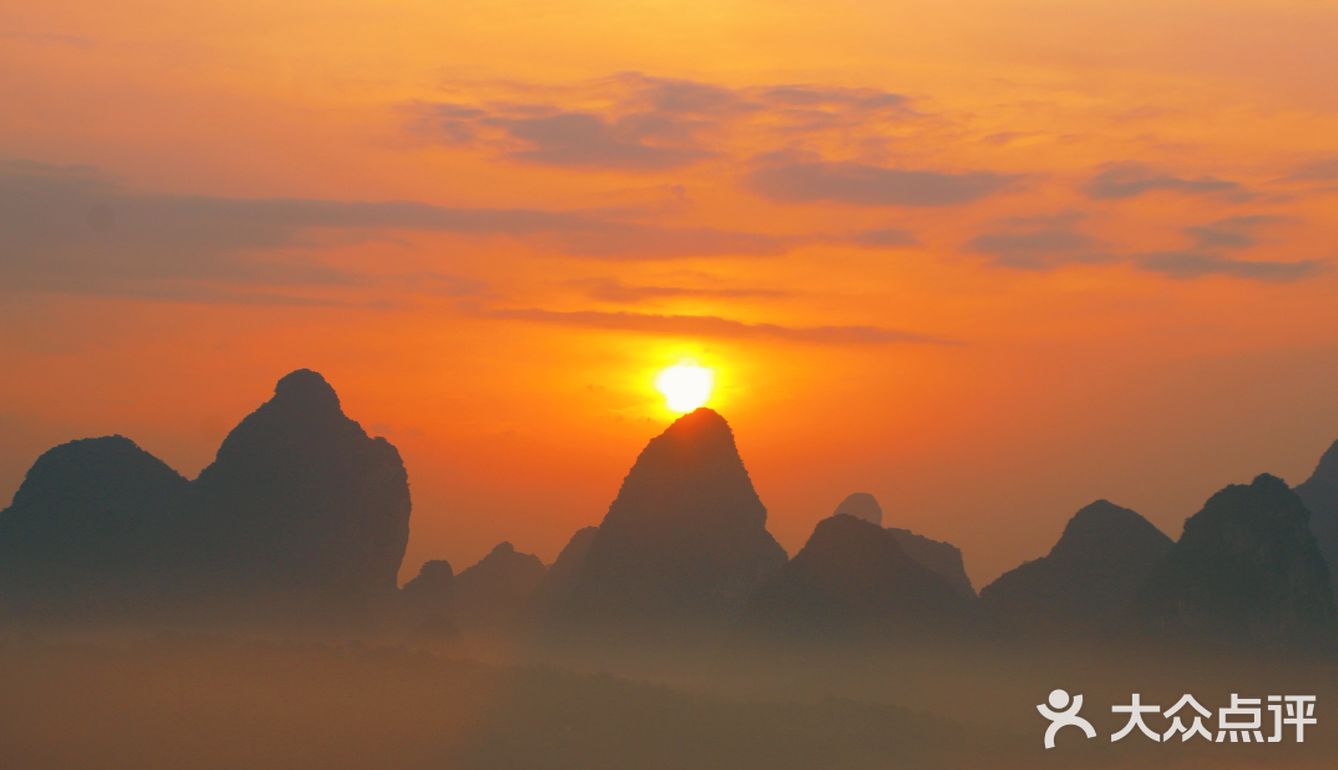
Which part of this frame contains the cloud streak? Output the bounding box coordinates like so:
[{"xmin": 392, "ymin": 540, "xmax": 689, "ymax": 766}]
[
  {"xmin": 748, "ymin": 155, "xmax": 1014, "ymax": 207},
  {"xmin": 0, "ymin": 160, "xmax": 796, "ymax": 301},
  {"xmin": 474, "ymin": 305, "xmax": 958, "ymax": 345},
  {"xmin": 1184, "ymin": 215, "xmax": 1288, "ymax": 250},
  {"xmin": 407, "ymin": 72, "xmax": 914, "ymax": 173},
  {"xmin": 1136, "ymin": 252, "xmax": 1323, "ymax": 282},
  {"xmin": 576, "ymin": 277, "xmax": 791, "ymax": 303},
  {"xmin": 967, "ymin": 224, "xmax": 1100, "ymax": 269},
  {"xmin": 1084, "ymin": 163, "xmax": 1250, "ymax": 200}
]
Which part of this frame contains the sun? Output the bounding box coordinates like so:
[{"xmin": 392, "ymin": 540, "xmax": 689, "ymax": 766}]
[{"xmin": 655, "ymin": 360, "xmax": 714, "ymax": 413}]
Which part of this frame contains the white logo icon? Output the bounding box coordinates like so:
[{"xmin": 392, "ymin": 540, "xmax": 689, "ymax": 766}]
[{"xmin": 1037, "ymin": 688, "xmax": 1097, "ymax": 749}]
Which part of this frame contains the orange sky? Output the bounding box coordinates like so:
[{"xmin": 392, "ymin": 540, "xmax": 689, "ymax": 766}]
[{"xmin": 2, "ymin": 0, "xmax": 1337, "ymax": 587}]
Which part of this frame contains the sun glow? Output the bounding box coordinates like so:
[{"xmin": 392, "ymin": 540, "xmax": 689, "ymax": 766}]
[{"xmin": 655, "ymin": 361, "xmax": 714, "ymax": 413}]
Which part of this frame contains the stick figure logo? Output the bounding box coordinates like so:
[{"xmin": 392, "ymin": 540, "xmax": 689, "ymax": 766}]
[{"xmin": 1037, "ymin": 688, "xmax": 1097, "ymax": 749}]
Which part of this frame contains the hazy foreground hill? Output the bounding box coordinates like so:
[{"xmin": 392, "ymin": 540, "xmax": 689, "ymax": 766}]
[
  {"xmin": 1296, "ymin": 438, "xmax": 1338, "ymax": 596},
  {"xmin": 980, "ymin": 500, "xmax": 1171, "ymax": 634},
  {"xmin": 834, "ymin": 492, "xmax": 974, "ymax": 598},
  {"xmin": 554, "ymin": 408, "xmax": 787, "ymax": 630},
  {"xmin": 0, "ymin": 436, "xmax": 191, "ymax": 616},
  {"xmin": 742, "ymin": 513, "xmax": 977, "ymax": 640},
  {"xmin": 0, "ymin": 369, "xmax": 411, "ymax": 622},
  {"xmin": 450, "ymin": 541, "xmax": 547, "ymax": 630},
  {"xmin": 1133, "ymin": 474, "xmax": 1335, "ymax": 647}
]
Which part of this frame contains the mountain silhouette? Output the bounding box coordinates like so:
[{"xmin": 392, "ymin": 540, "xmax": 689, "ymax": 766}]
[
  {"xmin": 451, "ymin": 542, "xmax": 547, "ymax": 630},
  {"xmin": 0, "ymin": 369, "xmax": 411, "ymax": 623},
  {"xmin": 1296, "ymin": 438, "xmax": 1338, "ymax": 596},
  {"xmin": 833, "ymin": 492, "xmax": 882, "ymax": 525},
  {"xmin": 1132, "ymin": 474, "xmax": 1335, "ymax": 647},
  {"xmin": 400, "ymin": 558, "xmax": 456, "ymax": 634},
  {"xmin": 0, "ymin": 436, "xmax": 191, "ymax": 617},
  {"xmin": 833, "ymin": 493, "xmax": 974, "ymax": 598},
  {"xmin": 886, "ymin": 528, "xmax": 975, "ymax": 599},
  {"xmin": 742, "ymin": 513, "xmax": 977, "ymax": 641},
  {"xmin": 979, "ymin": 500, "xmax": 1171, "ymax": 634},
  {"xmin": 554, "ymin": 408, "xmax": 787, "ymax": 630},
  {"xmin": 191, "ymin": 369, "xmax": 411, "ymax": 612},
  {"xmin": 539, "ymin": 525, "xmax": 598, "ymax": 606},
  {"xmin": 403, "ymin": 559, "xmax": 455, "ymax": 603}
]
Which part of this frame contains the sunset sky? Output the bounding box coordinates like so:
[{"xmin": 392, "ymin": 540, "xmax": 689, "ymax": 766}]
[{"xmin": 2, "ymin": 0, "xmax": 1337, "ymax": 586}]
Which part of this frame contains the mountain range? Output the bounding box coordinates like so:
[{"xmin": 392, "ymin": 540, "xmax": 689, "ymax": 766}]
[{"xmin": 3, "ymin": 368, "xmax": 1338, "ymax": 653}]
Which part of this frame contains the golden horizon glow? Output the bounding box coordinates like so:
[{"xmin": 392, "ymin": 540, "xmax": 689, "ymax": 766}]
[
  {"xmin": 3, "ymin": 0, "xmax": 1338, "ymax": 589},
  {"xmin": 655, "ymin": 361, "xmax": 715, "ymax": 413}
]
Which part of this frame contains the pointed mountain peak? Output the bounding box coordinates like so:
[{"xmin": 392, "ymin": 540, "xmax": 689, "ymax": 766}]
[
  {"xmin": 816, "ymin": 511, "xmax": 887, "ymax": 540},
  {"xmin": 1251, "ymin": 472, "xmax": 1289, "ymax": 489},
  {"xmin": 273, "ymin": 369, "xmax": 341, "ymax": 411},
  {"xmin": 555, "ymin": 403, "xmax": 785, "ymax": 627},
  {"xmin": 1065, "ymin": 498, "xmax": 1141, "ymax": 531},
  {"xmin": 412, "ymin": 559, "xmax": 454, "ymax": 583},
  {"xmin": 833, "ymin": 492, "xmax": 883, "ymax": 526},
  {"xmin": 1050, "ymin": 499, "xmax": 1170, "ymax": 560},
  {"xmin": 662, "ymin": 407, "xmax": 731, "ymax": 439},
  {"xmin": 401, "ymin": 559, "xmax": 454, "ymax": 600},
  {"xmin": 462, "ymin": 541, "xmax": 545, "ymax": 577},
  {"xmin": 625, "ymin": 406, "xmax": 746, "ymax": 479},
  {"xmin": 1179, "ymin": 473, "xmax": 1310, "ymax": 544}
]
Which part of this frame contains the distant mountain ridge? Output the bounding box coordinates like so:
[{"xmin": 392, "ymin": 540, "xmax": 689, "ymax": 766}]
[
  {"xmin": 832, "ymin": 492, "xmax": 974, "ymax": 598},
  {"xmin": 979, "ymin": 499, "xmax": 1172, "ymax": 634},
  {"xmin": 1297, "ymin": 439, "xmax": 1338, "ymax": 597},
  {"xmin": 1133, "ymin": 474, "xmax": 1334, "ymax": 647},
  {"xmin": 4, "ymin": 372, "xmax": 1338, "ymax": 657},
  {"xmin": 742, "ymin": 513, "xmax": 978, "ymax": 640}
]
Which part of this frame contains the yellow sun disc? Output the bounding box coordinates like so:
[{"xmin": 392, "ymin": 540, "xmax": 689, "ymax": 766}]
[{"xmin": 655, "ymin": 361, "xmax": 714, "ymax": 413}]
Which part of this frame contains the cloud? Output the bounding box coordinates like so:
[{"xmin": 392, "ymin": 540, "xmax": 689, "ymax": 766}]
[
  {"xmin": 496, "ymin": 112, "xmax": 711, "ymax": 170},
  {"xmin": 846, "ymin": 227, "xmax": 919, "ymax": 248},
  {"xmin": 0, "ymin": 160, "xmax": 798, "ymax": 301},
  {"xmin": 407, "ymin": 72, "xmax": 913, "ymax": 172},
  {"xmin": 747, "ymin": 155, "xmax": 1014, "ymax": 207},
  {"xmin": 539, "ymin": 222, "xmax": 790, "ymax": 259},
  {"xmin": 577, "ymin": 278, "xmax": 790, "ymax": 303},
  {"xmin": 1137, "ymin": 252, "xmax": 1322, "ymax": 282},
  {"xmin": 962, "ymin": 212, "xmax": 1319, "ymax": 282},
  {"xmin": 1084, "ymin": 163, "xmax": 1249, "ymax": 200},
  {"xmin": 1184, "ymin": 215, "xmax": 1289, "ymax": 250},
  {"xmin": 473, "ymin": 306, "xmax": 957, "ymax": 345},
  {"xmin": 1284, "ymin": 158, "xmax": 1338, "ymax": 183},
  {"xmin": 966, "ymin": 215, "xmax": 1102, "ymax": 269}
]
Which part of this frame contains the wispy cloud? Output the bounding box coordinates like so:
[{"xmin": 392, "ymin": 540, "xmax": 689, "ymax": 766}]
[
  {"xmin": 576, "ymin": 277, "xmax": 791, "ymax": 303},
  {"xmin": 967, "ymin": 223, "xmax": 1101, "ymax": 269},
  {"xmin": 406, "ymin": 72, "xmax": 914, "ymax": 173},
  {"xmin": 1084, "ymin": 162, "xmax": 1250, "ymax": 201},
  {"xmin": 845, "ymin": 227, "xmax": 920, "ymax": 248},
  {"xmin": 1137, "ymin": 252, "xmax": 1322, "ymax": 282},
  {"xmin": 747, "ymin": 152, "xmax": 1014, "ymax": 207},
  {"xmin": 1284, "ymin": 158, "xmax": 1338, "ymax": 183},
  {"xmin": 1184, "ymin": 215, "xmax": 1289, "ymax": 250},
  {"xmin": 0, "ymin": 160, "xmax": 797, "ymax": 302},
  {"xmin": 472, "ymin": 305, "xmax": 958, "ymax": 345}
]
